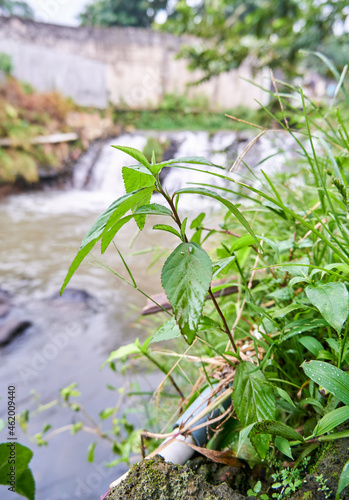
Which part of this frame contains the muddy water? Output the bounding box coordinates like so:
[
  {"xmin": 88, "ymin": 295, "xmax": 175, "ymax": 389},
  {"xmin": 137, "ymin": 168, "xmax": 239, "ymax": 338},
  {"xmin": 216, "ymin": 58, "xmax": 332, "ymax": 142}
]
[
  {"xmin": 0, "ymin": 189, "xmax": 172, "ymax": 500},
  {"xmin": 0, "ymin": 130, "xmax": 293, "ymax": 500}
]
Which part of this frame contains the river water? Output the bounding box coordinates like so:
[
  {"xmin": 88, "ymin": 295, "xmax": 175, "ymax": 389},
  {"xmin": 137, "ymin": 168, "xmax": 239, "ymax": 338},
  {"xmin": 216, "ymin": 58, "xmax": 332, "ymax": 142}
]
[{"xmin": 0, "ymin": 130, "xmax": 293, "ymax": 500}]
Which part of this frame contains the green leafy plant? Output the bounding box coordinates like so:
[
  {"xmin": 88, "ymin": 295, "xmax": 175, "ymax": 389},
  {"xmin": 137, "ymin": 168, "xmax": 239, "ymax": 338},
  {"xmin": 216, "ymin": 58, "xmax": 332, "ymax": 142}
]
[
  {"xmin": 57, "ymin": 67, "xmax": 349, "ymax": 496},
  {"xmin": 0, "ymin": 442, "xmax": 35, "ymax": 500},
  {"xmin": 315, "ymin": 474, "xmax": 332, "ymax": 499},
  {"xmin": 271, "ymin": 459, "xmax": 308, "ymax": 499}
]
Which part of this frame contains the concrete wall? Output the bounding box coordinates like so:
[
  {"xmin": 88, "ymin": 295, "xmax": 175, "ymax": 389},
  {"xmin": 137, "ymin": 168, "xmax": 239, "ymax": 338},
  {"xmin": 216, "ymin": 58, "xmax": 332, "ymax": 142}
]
[{"xmin": 0, "ymin": 16, "xmax": 265, "ymax": 110}]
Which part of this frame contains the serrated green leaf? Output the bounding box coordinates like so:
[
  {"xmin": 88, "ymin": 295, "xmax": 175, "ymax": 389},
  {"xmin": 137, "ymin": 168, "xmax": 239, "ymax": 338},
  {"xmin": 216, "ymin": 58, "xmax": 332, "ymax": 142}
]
[
  {"xmin": 122, "ymin": 165, "xmax": 155, "ymax": 192},
  {"xmin": 0, "ymin": 443, "xmax": 35, "ymax": 500},
  {"xmin": 122, "ymin": 166, "xmax": 155, "ymax": 230},
  {"xmin": 149, "ymin": 317, "xmax": 181, "ymax": 344},
  {"xmin": 174, "ymin": 187, "xmax": 259, "ymax": 247},
  {"xmin": 87, "ymin": 442, "xmax": 97, "ymax": 463},
  {"xmin": 254, "ymin": 420, "xmax": 304, "ymax": 441},
  {"xmin": 305, "ymin": 282, "xmax": 349, "ymax": 334},
  {"xmin": 15, "ymin": 468, "xmax": 35, "ymax": 500},
  {"xmin": 298, "ymin": 336, "xmax": 324, "ymax": 356},
  {"xmin": 275, "ymin": 436, "xmax": 293, "ymax": 459},
  {"xmin": 153, "ymin": 224, "xmax": 181, "ymax": 238},
  {"xmin": 314, "ymin": 406, "xmax": 349, "ymax": 437},
  {"xmin": 233, "ymin": 362, "xmax": 275, "ymax": 458},
  {"xmin": 337, "ymin": 460, "xmax": 349, "ymax": 498},
  {"xmin": 161, "ymin": 242, "xmax": 212, "ymax": 344},
  {"xmin": 302, "ymin": 361, "xmax": 349, "ymax": 405},
  {"xmin": 112, "ymin": 145, "xmax": 151, "ymax": 170}
]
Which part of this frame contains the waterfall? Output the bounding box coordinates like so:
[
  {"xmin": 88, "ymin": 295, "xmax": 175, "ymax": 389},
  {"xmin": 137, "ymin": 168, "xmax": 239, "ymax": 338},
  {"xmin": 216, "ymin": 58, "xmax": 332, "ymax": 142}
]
[
  {"xmin": 73, "ymin": 134, "xmax": 148, "ymax": 194},
  {"xmin": 72, "ymin": 130, "xmax": 296, "ymax": 208}
]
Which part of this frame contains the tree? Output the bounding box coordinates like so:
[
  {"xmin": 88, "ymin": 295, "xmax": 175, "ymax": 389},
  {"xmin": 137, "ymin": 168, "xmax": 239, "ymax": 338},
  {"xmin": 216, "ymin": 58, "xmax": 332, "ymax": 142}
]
[
  {"xmin": 162, "ymin": 0, "xmax": 349, "ymax": 79},
  {"xmin": 79, "ymin": 0, "xmax": 169, "ymax": 28},
  {"xmin": 0, "ymin": 0, "xmax": 33, "ymax": 18}
]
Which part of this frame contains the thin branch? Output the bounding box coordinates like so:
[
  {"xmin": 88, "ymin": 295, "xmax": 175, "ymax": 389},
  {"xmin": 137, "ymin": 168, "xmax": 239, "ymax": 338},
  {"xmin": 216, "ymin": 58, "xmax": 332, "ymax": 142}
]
[{"xmin": 208, "ymin": 287, "xmax": 237, "ymax": 351}]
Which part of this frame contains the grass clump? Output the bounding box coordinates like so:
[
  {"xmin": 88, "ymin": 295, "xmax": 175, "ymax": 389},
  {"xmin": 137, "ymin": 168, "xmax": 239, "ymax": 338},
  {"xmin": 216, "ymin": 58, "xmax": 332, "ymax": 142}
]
[{"xmin": 114, "ymin": 92, "xmax": 267, "ymax": 131}]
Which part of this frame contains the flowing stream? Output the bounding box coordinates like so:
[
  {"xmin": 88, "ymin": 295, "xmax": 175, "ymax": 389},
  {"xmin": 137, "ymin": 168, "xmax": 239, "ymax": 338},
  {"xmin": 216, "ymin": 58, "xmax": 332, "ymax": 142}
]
[{"xmin": 0, "ymin": 130, "xmax": 294, "ymax": 500}]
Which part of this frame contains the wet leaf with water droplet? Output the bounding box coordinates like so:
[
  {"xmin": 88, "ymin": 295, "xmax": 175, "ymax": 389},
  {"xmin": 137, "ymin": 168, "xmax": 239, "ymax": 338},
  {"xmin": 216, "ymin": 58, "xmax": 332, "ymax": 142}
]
[
  {"xmin": 302, "ymin": 361, "xmax": 349, "ymax": 405},
  {"xmin": 161, "ymin": 242, "xmax": 212, "ymax": 344}
]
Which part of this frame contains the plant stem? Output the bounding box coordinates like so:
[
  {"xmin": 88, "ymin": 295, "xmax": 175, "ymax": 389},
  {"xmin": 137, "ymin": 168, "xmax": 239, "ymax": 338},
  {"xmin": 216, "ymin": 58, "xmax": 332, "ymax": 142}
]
[
  {"xmin": 142, "ymin": 349, "xmax": 185, "ymax": 400},
  {"xmin": 158, "ymin": 185, "xmax": 188, "ymax": 241},
  {"xmin": 208, "ymin": 287, "xmax": 237, "ymax": 351}
]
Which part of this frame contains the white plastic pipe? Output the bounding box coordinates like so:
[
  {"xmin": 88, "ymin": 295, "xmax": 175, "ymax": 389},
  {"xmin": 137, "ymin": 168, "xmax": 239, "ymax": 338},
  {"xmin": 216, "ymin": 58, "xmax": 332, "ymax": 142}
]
[
  {"xmin": 105, "ymin": 384, "xmax": 231, "ymax": 495},
  {"xmin": 108, "ymin": 434, "xmax": 196, "ymax": 490}
]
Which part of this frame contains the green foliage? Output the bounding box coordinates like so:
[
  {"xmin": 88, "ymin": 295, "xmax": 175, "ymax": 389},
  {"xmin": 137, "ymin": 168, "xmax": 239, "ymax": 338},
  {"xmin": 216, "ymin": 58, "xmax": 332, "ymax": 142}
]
[
  {"xmin": 0, "ymin": 443, "xmax": 35, "ymax": 500},
  {"xmin": 161, "ymin": 242, "xmax": 212, "ymax": 343},
  {"xmin": 0, "ymin": 52, "xmax": 12, "ymax": 76},
  {"xmin": 233, "ymin": 361, "xmax": 275, "ymax": 458},
  {"xmin": 271, "ymin": 459, "xmax": 309, "ymax": 499},
  {"xmin": 315, "ymin": 474, "xmax": 332, "ymax": 499},
  {"xmin": 305, "ymin": 283, "xmax": 348, "ymax": 334},
  {"xmin": 301, "ymin": 361, "xmax": 349, "ymax": 406},
  {"xmin": 162, "ymin": 0, "xmax": 349, "ymax": 78},
  {"xmin": 0, "ymin": 0, "xmax": 33, "ymax": 18},
  {"xmin": 79, "ymin": 0, "xmax": 169, "ymax": 27},
  {"xmin": 115, "ymin": 100, "xmax": 266, "ymax": 131},
  {"xmin": 56, "ymin": 62, "xmax": 349, "ymax": 495},
  {"xmin": 0, "ymin": 77, "xmax": 81, "ymax": 185}
]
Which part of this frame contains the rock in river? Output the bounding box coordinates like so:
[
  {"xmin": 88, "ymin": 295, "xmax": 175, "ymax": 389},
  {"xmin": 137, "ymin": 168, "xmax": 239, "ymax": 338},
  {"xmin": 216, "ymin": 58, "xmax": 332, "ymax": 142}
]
[{"xmin": 0, "ymin": 319, "xmax": 31, "ymax": 346}]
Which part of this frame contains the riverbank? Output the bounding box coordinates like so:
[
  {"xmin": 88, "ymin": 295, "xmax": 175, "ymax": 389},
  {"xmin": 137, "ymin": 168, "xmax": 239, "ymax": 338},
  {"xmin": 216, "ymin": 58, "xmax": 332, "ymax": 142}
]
[{"xmin": 0, "ymin": 77, "xmax": 118, "ymax": 191}]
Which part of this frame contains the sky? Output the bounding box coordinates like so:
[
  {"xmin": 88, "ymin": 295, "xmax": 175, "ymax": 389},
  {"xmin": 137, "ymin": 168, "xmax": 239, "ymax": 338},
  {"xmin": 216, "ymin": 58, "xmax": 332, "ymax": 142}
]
[{"xmin": 26, "ymin": 0, "xmax": 94, "ymax": 26}]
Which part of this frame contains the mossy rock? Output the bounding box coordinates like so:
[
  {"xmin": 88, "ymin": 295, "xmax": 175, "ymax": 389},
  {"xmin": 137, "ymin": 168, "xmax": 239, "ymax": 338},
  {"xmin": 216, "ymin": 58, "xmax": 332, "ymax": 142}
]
[
  {"xmin": 291, "ymin": 434, "xmax": 349, "ymax": 500},
  {"xmin": 106, "ymin": 455, "xmax": 246, "ymax": 500},
  {"xmin": 107, "ymin": 431, "xmax": 349, "ymax": 500}
]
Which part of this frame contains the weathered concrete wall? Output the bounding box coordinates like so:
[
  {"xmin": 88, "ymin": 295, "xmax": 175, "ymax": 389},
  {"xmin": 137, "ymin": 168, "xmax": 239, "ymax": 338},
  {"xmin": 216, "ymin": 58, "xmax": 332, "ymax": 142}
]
[{"xmin": 0, "ymin": 16, "xmax": 265, "ymax": 110}]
